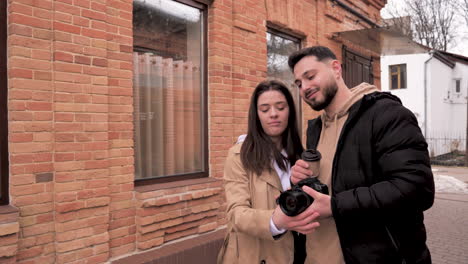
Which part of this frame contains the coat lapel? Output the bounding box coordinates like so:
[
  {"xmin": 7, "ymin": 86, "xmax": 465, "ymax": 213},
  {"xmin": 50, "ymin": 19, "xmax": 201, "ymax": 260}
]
[
  {"xmin": 259, "ymin": 169, "xmax": 283, "ymax": 191},
  {"xmin": 232, "ymin": 143, "xmax": 284, "ymax": 191}
]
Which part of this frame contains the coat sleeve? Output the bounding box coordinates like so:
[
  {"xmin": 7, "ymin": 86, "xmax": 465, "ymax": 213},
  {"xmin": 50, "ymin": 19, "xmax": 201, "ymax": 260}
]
[
  {"xmin": 331, "ymin": 101, "xmax": 435, "ymax": 219},
  {"xmin": 223, "ymin": 146, "xmax": 277, "ymax": 241}
]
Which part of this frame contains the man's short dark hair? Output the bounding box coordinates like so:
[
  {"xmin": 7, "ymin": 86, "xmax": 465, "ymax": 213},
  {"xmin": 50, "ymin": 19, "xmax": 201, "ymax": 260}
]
[{"xmin": 288, "ymin": 46, "xmax": 337, "ymax": 70}]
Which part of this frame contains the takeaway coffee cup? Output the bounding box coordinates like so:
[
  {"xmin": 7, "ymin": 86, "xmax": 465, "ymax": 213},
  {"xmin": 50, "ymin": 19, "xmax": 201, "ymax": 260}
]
[{"xmin": 301, "ymin": 149, "xmax": 321, "ymax": 177}]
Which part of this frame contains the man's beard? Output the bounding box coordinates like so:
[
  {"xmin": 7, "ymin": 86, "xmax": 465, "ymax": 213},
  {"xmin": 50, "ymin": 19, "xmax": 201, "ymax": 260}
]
[{"xmin": 307, "ymin": 80, "xmax": 338, "ymax": 111}]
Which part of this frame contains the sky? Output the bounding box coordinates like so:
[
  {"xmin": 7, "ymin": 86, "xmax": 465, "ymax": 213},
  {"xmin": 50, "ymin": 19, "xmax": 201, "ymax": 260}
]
[{"xmin": 381, "ymin": 0, "xmax": 468, "ymax": 57}]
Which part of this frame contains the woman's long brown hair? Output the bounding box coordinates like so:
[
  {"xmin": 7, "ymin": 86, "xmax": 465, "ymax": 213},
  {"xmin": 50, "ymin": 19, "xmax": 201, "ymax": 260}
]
[{"xmin": 240, "ymin": 80, "xmax": 303, "ymax": 176}]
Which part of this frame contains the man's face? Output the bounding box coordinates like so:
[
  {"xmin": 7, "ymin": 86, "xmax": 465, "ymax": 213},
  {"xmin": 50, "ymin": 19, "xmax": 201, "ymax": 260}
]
[{"xmin": 293, "ymin": 56, "xmax": 338, "ymax": 111}]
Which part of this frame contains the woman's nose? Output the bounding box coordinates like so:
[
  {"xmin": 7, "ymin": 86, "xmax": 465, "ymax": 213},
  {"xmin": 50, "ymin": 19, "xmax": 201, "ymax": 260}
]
[{"xmin": 270, "ymin": 108, "xmax": 278, "ymax": 117}]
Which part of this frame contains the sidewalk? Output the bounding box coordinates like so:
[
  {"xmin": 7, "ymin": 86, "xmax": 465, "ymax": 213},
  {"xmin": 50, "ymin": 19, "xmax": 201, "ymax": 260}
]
[{"xmin": 425, "ymin": 166, "xmax": 468, "ymax": 264}]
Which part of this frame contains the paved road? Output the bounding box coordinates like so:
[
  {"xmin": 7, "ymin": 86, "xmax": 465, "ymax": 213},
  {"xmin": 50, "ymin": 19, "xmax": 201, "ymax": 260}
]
[{"xmin": 425, "ymin": 166, "xmax": 468, "ymax": 264}]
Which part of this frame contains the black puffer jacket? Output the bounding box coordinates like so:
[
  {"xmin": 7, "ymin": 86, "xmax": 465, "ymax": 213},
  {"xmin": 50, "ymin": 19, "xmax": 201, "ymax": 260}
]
[{"xmin": 306, "ymin": 92, "xmax": 434, "ymax": 264}]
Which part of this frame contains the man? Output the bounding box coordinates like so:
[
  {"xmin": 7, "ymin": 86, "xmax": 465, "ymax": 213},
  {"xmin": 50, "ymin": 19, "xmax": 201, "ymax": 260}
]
[{"xmin": 289, "ymin": 46, "xmax": 434, "ymax": 264}]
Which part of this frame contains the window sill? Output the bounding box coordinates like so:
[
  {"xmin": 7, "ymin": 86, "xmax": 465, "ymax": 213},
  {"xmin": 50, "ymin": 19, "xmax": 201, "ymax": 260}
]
[
  {"xmin": 0, "ymin": 205, "xmax": 20, "ymax": 257},
  {"xmin": 0, "ymin": 205, "xmax": 18, "ymax": 215},
  {"xmin": 444, "ymin": 97, "xmax": 466, "ymax": 104},
  {"xmin": 135, "ymin": 177, "xmax": 221, "ymax": 193}
]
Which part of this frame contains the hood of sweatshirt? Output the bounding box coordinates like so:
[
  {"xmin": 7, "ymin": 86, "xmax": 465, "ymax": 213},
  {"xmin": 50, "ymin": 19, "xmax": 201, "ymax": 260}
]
[{"xmin": 321, "ymin": 82, "xmax": 379, "ymax": 127}]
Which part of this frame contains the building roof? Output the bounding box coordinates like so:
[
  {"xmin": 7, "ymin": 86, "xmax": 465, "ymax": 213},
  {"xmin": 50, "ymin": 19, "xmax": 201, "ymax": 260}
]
[
  {"xmin": 332, "ymin": 27, "xmax": 427, "ymax": 55},
  {"xmin": 437, "ymin": 50, "xmax": 468, "ymax": 66},
  {"xmin": 334, "ymin": 26, "xmax": 468, "ymax": 67}
]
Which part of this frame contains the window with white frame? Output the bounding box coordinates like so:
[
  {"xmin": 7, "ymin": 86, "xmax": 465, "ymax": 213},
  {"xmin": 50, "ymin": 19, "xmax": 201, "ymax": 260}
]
[{"xmin": 132, "ymin": 0, "xmax": 207, "ymax": 184}]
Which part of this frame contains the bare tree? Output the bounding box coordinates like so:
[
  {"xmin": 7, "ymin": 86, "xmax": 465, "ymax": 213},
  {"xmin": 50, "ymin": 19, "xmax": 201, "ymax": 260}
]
[
  {"xmin": 383, "ymin": 0, "xmax": 458, "ymax": 51},
  {"xmin": 457, "ymin": 0, "xmax": 468, "ymax": 25}
]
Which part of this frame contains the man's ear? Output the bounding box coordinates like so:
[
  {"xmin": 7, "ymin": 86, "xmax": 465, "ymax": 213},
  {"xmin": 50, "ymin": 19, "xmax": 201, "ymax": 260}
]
[{"xmin": 330, "ymin": 60, "xmax": 342, "ymax": 79}]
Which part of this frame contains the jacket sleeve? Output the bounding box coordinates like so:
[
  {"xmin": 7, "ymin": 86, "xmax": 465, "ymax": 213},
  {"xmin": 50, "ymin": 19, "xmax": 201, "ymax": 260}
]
[
  {"xmin": 331, "ymin": 101, "xmax": 435, "ymax": 219},
  {"xmin": 223, "ymin": 146, "xmax": 278, "ymax": 241}
]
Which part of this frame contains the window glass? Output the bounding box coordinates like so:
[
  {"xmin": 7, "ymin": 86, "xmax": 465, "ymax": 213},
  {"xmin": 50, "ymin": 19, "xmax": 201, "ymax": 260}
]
[
  {"xmin": 133, "ymin": 0, "xmax": 206, "ymax": 181},
  {"xmin": 455, "ymin": 79, "xmax": 461, "ymax": 93},
  {"xmin": 391, "ymin": 75, "xmax": 398, "ymax": 90},
  {"xmin": 267, "ymin": 30, "xmax": 301, "ymax": 128},
  {"xmin": 400, "ymin": 64, "xmax": 406, "ymax": 88}
]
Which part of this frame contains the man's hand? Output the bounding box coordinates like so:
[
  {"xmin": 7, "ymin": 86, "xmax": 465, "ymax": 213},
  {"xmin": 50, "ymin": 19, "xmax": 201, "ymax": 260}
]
[
  {"xmin": 291, "ymin": 159, "xmax": 313, "ymax": 185},
  {"xmin": 302, "ymin": 185, "xmax": 332, "ymax": 219},
  {"xmin": 271, "ymin": 204, "xmax": 320, "ymax": 234}
]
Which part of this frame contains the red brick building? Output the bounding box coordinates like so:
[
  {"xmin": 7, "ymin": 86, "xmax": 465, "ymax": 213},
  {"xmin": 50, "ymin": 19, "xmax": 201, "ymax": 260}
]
[{"xmin": 0, "ymin": 0, "xmax": 387, "ymax": 263}]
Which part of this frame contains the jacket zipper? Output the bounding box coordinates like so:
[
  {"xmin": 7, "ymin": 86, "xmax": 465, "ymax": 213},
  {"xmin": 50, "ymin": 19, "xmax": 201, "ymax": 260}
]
[{"xmin": 330, "ymin": 98, "xmax": 365, "ymax": 196}]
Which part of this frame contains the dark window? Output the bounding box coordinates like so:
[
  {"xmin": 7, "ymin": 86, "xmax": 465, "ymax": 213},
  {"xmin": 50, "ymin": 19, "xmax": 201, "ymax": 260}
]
[
  {"xmin": 0, "ymin": 0, "xmax": 8, "ymax": 205},
  {"xmin": 342, "ymin": 46, "xmax": 373, "ymax": 88},
  {"xmin": 389, "ymin": 64, "xmax": 407, "ymax": 90},
  {"xmin": 455, "ymin": 79, "xmax": 461, "ymax": 93},
  {"xmin": 132, "ymin": 0, "xmax": 208, "ymax": 184},
  {"xmin": 266, "ymin": 29, "xmax": 301, "ymax": 130}
]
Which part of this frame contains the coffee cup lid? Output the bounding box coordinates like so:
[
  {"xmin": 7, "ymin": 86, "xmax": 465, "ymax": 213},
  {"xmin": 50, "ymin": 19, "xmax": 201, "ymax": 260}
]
[{"xmin": 301, "ymin": 149, "xmax": 321, "ymax": 161}]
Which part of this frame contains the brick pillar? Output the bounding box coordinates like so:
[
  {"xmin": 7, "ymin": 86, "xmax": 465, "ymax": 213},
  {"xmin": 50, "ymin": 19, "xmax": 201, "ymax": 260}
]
[
  {"xmin": 52, "ymin": 0, "xmax": 112, "ymax": 262},
  {"xmin": 8, "ymin": 0, "xmax": 56, "ymax": 262},
  {"xmin": 208, "ymin": 0, "xmax": 235, "ymax": 181},
  {"xmin": 106, "ymin": 0, "xmax": 136, "ymax": 258},
  {"xmin": 231, "ymin": 0, "xmax": 267, "ymax": 139}
]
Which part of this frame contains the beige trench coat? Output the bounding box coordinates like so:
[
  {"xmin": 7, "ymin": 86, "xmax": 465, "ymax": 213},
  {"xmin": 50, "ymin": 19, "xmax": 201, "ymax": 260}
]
[{"xmin": 218, "ymin": 143, "xmax": 294, "ymax": 264}]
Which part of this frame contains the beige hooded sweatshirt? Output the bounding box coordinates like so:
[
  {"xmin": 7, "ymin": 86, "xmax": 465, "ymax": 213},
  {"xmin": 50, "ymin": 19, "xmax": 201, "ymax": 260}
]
[{"xmin": 305, "ymin": 83, "xmax": 379, "ymax": 264}]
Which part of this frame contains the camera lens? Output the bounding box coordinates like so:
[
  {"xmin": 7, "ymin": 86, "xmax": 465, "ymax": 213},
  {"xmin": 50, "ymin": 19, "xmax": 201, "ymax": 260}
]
[
  {"xmin": 278, "ymin": 191, "xmax": 313, "ymax": 216},
  {"xmin": 277, "ymin": 177, "xmax": 329, "ymax": 217},
  {"xmin": 285, "ymin": 196, "xmax": 298, "ymax": 211}
]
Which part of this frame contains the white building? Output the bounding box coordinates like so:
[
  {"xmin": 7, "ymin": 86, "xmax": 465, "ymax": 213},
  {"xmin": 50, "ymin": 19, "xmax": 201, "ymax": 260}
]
[{"xmin": 381, "ymin": 50, "xmax": 468, "ymax": 157}]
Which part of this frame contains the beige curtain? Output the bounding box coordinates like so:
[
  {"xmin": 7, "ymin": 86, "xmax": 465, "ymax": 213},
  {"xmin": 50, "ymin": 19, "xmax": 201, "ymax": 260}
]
[{"xmin": 133, "ymin": 52, "xmax": 201, "ymax": 179}]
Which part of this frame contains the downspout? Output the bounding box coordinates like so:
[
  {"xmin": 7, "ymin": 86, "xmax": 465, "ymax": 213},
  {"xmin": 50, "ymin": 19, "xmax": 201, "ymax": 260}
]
[{"xmin": 424, "ymin": 51, "xmax": 435, "ymax": 137}]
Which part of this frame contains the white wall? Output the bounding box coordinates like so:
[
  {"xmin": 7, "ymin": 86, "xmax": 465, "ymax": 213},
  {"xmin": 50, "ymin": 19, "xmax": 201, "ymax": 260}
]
[
  {"xmin": 381, "ymin": 53, "xmax": 430, "ymax": 132},
  {"xmin": 427, "ymin": 59, "xmax": 468, "ymax": 155},
  {"xmin": 381, "ymin": 53, "xmax": 468, "ymax": 156}
]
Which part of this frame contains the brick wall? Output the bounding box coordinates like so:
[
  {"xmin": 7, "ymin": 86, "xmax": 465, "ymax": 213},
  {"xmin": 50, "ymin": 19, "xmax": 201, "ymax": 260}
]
[
  {"xmin": 8, "ymin": 0, "xmax": 55, "ymax": 262},
  {"xmin": 6, "ymin": 0, "xmax": 136, "ymax": 262},
  {"xmin": 2, "ymin": 0, "xmax": 387, "ymax": 263}
]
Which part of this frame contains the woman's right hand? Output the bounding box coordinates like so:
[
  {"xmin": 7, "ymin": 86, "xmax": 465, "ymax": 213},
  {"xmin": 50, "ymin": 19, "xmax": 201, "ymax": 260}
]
[{"xmin": 271, "ymin": 205, "xmax": 320, "ymax": 234}]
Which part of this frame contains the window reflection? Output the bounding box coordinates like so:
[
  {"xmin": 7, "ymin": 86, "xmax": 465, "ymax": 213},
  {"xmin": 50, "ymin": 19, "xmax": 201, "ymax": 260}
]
[
  {"xmin": 133, "ymin": 0, "xmax": 206, "ymax": 180},
  {"xmin": 267, "ymin": 31, "xmax": 301, "ymax": 128}
]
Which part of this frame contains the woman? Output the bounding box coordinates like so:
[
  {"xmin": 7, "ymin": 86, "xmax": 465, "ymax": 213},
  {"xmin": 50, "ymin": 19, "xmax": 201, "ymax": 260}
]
[{"xmin": 218, "ymin": 80, "xmax": 320, "ymax": 264}]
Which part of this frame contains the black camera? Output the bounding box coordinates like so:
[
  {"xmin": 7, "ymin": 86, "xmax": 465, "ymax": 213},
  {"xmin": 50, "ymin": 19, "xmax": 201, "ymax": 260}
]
[{"xmin": 277, "ymin": 177, "xmax": 329, "ymax": 216}]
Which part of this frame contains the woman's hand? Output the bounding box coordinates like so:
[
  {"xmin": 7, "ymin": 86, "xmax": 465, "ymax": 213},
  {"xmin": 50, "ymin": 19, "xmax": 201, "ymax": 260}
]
[{"xmin": 271, "ymin": 205, "xmax": 320, "ymax": 234}]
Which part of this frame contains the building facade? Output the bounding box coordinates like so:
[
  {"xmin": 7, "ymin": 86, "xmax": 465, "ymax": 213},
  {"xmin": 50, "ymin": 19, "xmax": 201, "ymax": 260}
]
[
  {"xmin": 381, "ymin": 51, "xmax": 468, "ymax": 157},
  {"xmin": 0, "ymin": 0, "xmax": 386, "ymax": 263}
]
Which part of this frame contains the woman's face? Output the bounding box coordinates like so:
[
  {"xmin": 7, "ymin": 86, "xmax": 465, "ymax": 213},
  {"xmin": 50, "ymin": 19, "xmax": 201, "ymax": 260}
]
[{"xmin": 257, "ymin": 90, "xmax": 290, "ymax": 144}]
